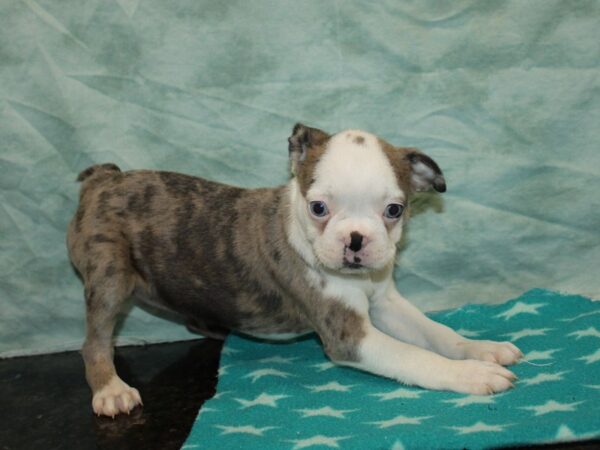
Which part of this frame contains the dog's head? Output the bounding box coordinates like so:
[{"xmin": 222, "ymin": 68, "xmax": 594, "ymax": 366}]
[{"xmin": 288, "ymin": 123, "xmax": 445, "ymax": 274}]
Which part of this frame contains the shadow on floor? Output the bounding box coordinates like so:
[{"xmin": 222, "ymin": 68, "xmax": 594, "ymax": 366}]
[{"xmin": 0, "ymin": 339, "xmax": 222, "ymax": 450}]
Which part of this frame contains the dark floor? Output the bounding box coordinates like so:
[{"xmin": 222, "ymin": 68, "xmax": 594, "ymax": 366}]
[
  {"xmin": 0, "ymin": 340, "xmax": 597, "ymax": 450},
  {"xmin": 0, "ymin": 339, "xmax": 222, "ymax": 450}
]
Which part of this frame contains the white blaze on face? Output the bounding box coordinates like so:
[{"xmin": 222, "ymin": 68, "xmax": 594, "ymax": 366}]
[{"xmin": 305, "ymin": 130, "xmax": 406, "ymax": 272}]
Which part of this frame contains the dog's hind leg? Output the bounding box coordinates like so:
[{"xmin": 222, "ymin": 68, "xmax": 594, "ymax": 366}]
[{"xmin": 78, "ymin": 235, "xmax": 143, "ymax": 417}]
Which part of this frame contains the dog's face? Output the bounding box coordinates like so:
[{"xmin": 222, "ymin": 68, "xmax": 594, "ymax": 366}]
[{"xmin": 289, "ymin": 124, "xmax": 446, "ymax": 273}]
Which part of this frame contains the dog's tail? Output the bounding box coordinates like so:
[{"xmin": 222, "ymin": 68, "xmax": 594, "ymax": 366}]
[{"xmin": 76, "ymin": 163, "xmax": 121, "ymax": 182}]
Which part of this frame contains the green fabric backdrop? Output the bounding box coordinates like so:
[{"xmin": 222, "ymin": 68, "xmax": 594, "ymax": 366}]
[{"xmin": 1, "ymin": 0, "xmax": 599, "ymax": 356}]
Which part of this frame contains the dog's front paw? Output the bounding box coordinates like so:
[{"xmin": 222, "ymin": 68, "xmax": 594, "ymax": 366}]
[
  {"xmin": 446, "ymin": 359, "xmax": 517, "ymax": 395},
  {"xmin": 92, "ymin": 376, "xmax": 142, "ymax": 417},
  {"xmin": 457, "ymin": 340, "xmax": 523, "ymax": 366}
]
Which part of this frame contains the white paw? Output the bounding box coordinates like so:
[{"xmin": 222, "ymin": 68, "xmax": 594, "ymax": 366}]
[
  {"xmin": 92, "ymin": 376, "xmax": 142, "ymax": 417},
  {"xmin": 446, "ymin": 359, "xmax": 517, "ymax": 395},
  {"xmin": 458, "ymin": 340, "xmax": 523, "ymax": 366}
]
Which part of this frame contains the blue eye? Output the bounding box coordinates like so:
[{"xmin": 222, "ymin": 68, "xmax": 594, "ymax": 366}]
[
  {"xmin": 309, "ymin": 201, "xmax": 329, "ymax": 218},
  {"xmin": 384, "ymin": 203, "xmax": 404, "ymax": 219}
]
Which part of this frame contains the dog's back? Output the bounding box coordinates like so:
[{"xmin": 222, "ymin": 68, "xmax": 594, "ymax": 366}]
[{"xmin": 67, "ymin": 163, "xmax": 310, "ymax": 342}]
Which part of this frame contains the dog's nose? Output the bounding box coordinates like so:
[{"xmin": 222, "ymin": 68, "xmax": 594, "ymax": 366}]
[{"xmin": 348, "ymin": 231, "xmax": 364, "ymax": 252}]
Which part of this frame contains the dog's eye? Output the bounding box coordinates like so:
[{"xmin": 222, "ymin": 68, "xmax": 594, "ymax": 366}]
[
  {"xmin": 384, "ymin": 203, "xmax": 404, "ymax": 219},
  {"xmin": 309, "ymin": 201, "xmax": 329, "ymax": 218}
]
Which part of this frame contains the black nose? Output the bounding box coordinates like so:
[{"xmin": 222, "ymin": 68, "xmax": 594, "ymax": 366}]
[{"xmin": 349, "ymin": 231, "xmax": 363, "ymax": 252}]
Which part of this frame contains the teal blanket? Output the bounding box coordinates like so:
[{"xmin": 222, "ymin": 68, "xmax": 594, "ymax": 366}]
[
  {"xmin": 1, "ymin": 1, "xmax": 599, "ymax": 356},
  {"xmin": 184, "ymin": 289, "xmax": 600, "ymax": 449}
]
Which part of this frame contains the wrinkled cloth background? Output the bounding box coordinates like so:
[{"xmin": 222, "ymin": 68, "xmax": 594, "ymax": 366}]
[{"xmin": 1, "ymin": 0, "xmax": 599, "ymax": 356}]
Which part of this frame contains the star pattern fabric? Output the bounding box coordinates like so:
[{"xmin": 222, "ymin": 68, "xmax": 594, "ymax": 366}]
[{"xmin": 183, "ymin": 289, "xmax": 599, "ymax": 449}]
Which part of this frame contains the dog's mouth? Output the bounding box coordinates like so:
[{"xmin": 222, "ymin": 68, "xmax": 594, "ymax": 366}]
[
  {"xmin": 342, "ymin": 246, "xmax": 365, "ymax": 270},
  {"xmin": 343, "ymin": 259, "xmax": 364, "ymax": 270}
]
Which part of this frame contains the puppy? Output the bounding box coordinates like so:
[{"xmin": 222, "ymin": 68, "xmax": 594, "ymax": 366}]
[{"xmin": 67, "ymin": 124, "xmax": 522, "ymax": 417}]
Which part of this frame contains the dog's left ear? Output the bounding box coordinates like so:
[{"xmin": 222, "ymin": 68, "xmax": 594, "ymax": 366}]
[
  {"xmin": 405, "ymin": 149, "xmax": 446, "ymax": 193},
  {"xmin": 288, "ymin": 123, "xmax": 330, "ymax": 175}
]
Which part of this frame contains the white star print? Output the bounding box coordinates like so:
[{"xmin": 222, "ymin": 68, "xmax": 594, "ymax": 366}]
[
  {"xmin": 311, "ymin": 361, "xmax": 336, "ymax": 372},
  {"xmin": 555, "ymin": 425, "xmax": 576, "ymax": 440},
  {"xmin": 555, "ymin": 425, "xmax": 599, "ymax": 442},
  {"xmin": 257, "ymin": 355, "xmax": 300, "ymax": 364},
  {"xmin": 559, "ymin": 310, "xmax": 600, "ymax": 322},
  {"xmin": 295, "ymin": 406, "xmax": 357, "ymax": 418},
  {"xmin": 198, "ymin": 406, "xmax": 217, "ymax": 415},
  {"xmin": 234, "ymin": 393, "xmax": 289, "ymax": 409},
  {"xmin": 243, "ymin": 368, "xmax": 294, "ymax": 382},
  {"xmin": 455, "ymin": 328, "xmax": 482, "ymax": 338},
  {"xmin": 502, "ymin": 328, "xmax": 554, "ymax": 341},
  {"xmin": 520, "ymin": 400, "xmax": 584, "ymax": 416},
  {"xmin": 447, "ymin": 421, "xmax": 512, "ymax": 434},
  {"xmin": 214, "ymin": 425, "xmax": 277, "ymax": 436},
  {"xmin": 567, "ymin": 327, "xmax": 600, "ymax": 340},
  {"xmin": 576, "ymin": 349, "xmax": 600, "ymax": 364},
  {"xmin": 495, "ymin": 302, "xmax": 546, "ymax": 320},
  {"xmin": 368, "ymin": 415, "xmax": 432, "ymax": 429},
  {"xmin": 520, "ymin": 371, "xmax": 569, "ymax": 386},
  {"xmin": 286, "ymin": 435, "xmax": 352, "ymax": 449},
  {"xmin": 369, "ymin": 388, "xmax": 423, "ymax": 401},
  {"xmin": 221, "ymin": 346, "xmax": 241, "ymax": 356},
  {"xmin": 304, "ymin": 381, "xmax": 355, "ymax": 393},
  {"xmin": 218, "ymin": 364, "xmax": 233, "ymax": 376},
  {"xmin": 523, "ymin": 348, "xmax": 561, "ymax": 361},
  {"xmin": 213, "ymin": 390, "xmax": 231, "ymax": 400},
  {"xmin": 443, "ymin": 394, "xmax": 496, "ymax": 407}
]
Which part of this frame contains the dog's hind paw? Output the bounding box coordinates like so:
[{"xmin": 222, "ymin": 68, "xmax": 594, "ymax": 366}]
[{"xmin": 92, "ymin": 376, "xmax": 142, "ymax": 418}]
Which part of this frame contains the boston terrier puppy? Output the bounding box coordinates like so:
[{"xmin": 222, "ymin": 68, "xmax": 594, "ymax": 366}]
[{"xmin": 67, "ymin": 124, "xmax": 521, "ymax": 417}]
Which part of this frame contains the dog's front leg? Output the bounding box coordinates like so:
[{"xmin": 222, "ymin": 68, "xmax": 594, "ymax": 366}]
[
  {"xmin": 370, "ymin": 284, "xmax": 523, "ymax": 365},
  {"xmin": 313, "ymin": 293, "xmax": 516, "ymax": 395}
]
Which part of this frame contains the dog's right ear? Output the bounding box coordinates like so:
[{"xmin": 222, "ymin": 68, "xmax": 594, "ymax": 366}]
[{"xmin": 288, "ymin": 123, "xmax": 330, "ymax": 175}]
